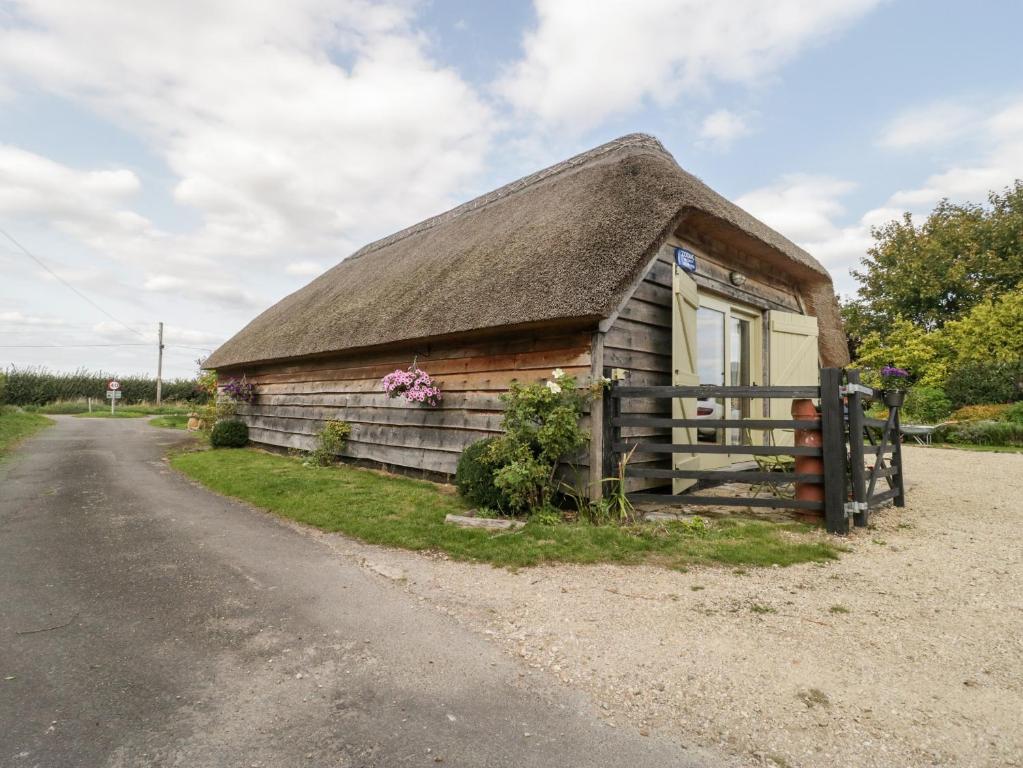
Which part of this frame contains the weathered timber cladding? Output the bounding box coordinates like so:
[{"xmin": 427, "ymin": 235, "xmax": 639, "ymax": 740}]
[
  {"xmin": 603, "ymin": 235, "xmax": 805, "ymax": 491},
  {"xmin": 221, "ymin": 330, "xmax": 593, "ymax": 477}
]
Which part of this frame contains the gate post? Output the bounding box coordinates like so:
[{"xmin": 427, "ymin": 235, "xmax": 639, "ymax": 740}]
[
  {"xmin": 846, "ymin": 368, "xmax": 869, "ymax": 526},
  {"xmin": 600, "ymin": 370, "xmax": 620, "ymax": 500},
  {"xmin": 819, "ymin": 367, "xmax": 849, "ymax": 534}
]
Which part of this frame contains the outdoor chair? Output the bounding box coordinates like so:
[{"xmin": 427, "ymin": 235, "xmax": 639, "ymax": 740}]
[{"xmin": 749, "ymin": 429, "xmax": 795, "ymax": 499}]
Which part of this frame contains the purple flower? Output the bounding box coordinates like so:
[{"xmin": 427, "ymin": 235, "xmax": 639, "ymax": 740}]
[{"xmin": 880, "ymin": 366, "xmax": 909, "ymax": 378}]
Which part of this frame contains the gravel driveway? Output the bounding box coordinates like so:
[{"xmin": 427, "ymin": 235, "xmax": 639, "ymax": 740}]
[{"xmin": 324, "ymin": 446, "xmax": 1023, "ymax": 768}]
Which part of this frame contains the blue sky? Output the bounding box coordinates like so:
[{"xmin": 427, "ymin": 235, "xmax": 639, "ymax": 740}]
[{"xmin": 1, "ymin": 0, "xmax": 1021, "ymax": 377}]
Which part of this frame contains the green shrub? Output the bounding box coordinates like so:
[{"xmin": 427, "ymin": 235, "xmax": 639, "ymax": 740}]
[
  {"xmin": 1005, "ymin": 402, "xmax": 1023, "ymax": 424},
  {"xmin": 943, "ymin": 361, "xmax": 1023, "ymax": 408},
  {"xmin": 210, "ymin": 419, "xmax": 249, "ymax": 448},
  {"xmin": 310, "ymin": 419, "xmax": 352, "ymax": 466},
  {"xmin": 487, "ymin": 370, "xmax": 593, "ymax": 513},
  {"xmin": 902, "ymin": 386, "xmax": 952, "ymax": 424},
  {"xmin": 935, "ymin": 420, "xmax": 1023, "ymax": 446},
  {"xmin": 455, "ymin": 437, "xmax": 509, "ymax": 512},
  {"xmin": 0, "ymin": 365, "xmax": 206, "ymax": 406},
  {"xmin": 950, "ymin": 403, "xmax": 1011, "ymax": 422}
]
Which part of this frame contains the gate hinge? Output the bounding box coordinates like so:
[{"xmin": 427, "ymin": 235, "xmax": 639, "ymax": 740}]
[
  {"xmin": 840, "ymin": 383, "xmax": 873, "ymax": 397},
  {"xmin": 843, "ymin": 501, "xmax": 868, "ymax": 517}
]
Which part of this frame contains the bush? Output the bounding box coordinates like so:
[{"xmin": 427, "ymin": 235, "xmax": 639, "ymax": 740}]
[
  {"xmin": 310, "ymin": 419, "xmax": 351, "ymax": 466},
  {"xmin": 487, "ymin": 369, "xmax": 593, "ymax": 513},
  {"xmin": 943, "ymin": 360, "xmax": 1023, "ymax": 408},
  {"xmin": 1005, "ymin": 402, "xmax": 1023, "ymax": 424},
  {"xmin": 951, "ymin": 403, "xmax": 1012, "ymax": 422},
  {"xmin": 455, "ymin": 437, "xmax": 509, "ymax": 512},
  {"xmin": 902, "ymin": 386, "xmax": 952, "ymax": 424},
  {"xmin": 935, "ymin": 420, "xmax": 1023, "ymax": 446},
  {"xmin": 0, "ymin": 366, "xmax": 206, "ymax": 406},
  {"xmin": 210, "ymin": 419, "xmax": 249, "ymax": 448}
]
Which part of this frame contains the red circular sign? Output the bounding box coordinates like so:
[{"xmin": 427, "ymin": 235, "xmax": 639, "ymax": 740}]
[{"xmin": 107, "ymin": 380, "xmax": 121, "ymax": 391}]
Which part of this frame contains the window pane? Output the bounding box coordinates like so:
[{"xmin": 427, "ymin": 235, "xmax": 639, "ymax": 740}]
[
  {"xmin": 729, "ymin": 316, "xmax": 752, "ymax": 444},
  {"xmin": 697, "ymin": 307, "xmax": 725, "ymax": 386},
  {"xmin": 697, "ymin": 307, "xmax": 725, "ymax": 444}
]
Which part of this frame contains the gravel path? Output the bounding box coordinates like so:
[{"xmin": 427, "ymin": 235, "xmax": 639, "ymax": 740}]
[{"xmin": 322, "ymin": 446, "xmax": 1023, "ymax": 768}]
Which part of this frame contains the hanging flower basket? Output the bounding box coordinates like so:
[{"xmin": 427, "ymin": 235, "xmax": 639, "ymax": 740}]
[
  {"xmin": 879, "ymin": 366, "xmax": 909, "ymax": 408},
  {"xmin": 882, "ymin": 390, "xmax": 906, "ymax": 408},
  {"xmin": 381, "ymin": 364, "xmax": 442, "ymax": 407}
]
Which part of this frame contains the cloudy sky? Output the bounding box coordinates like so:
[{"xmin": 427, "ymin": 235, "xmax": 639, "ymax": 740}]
[{"xmin": 2, "ymin": 0, "xmax": 1021, "ymax": 378}]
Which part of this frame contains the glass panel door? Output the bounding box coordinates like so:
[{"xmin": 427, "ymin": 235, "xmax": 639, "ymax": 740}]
[
  {"xmin": 696, "ymin": 307, "xmax": 725, "ymax": 443},
  {"xmin": 729, "ymin": 316, "xmax": 752, "ymax": 444}
]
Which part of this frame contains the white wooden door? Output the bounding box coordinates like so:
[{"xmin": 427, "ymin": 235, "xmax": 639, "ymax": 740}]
[
  {"xmin": 768, "ymin": 311, "xmax": 820, "ymax": 446},
  {"xmin": 671, "ymin": 268, "xmax": 700, "ymax": 493}
]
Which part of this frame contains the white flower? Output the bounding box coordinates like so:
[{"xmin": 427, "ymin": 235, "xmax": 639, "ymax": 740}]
[
  {"xmin": 551, "ymin": 368, "xmax": 565, "ymax": 379},
  {"xmin": 546, "ymin": 380, "xmax": 562, "ymax": 394}
]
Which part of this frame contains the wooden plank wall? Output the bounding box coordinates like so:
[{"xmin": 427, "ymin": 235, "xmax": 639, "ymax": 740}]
[
  {"xmin": 604, "ymin": 236, "xmax": 803, "ymax": 491},
  {"xmin": 220, "ymin": 330, "xmax": 593, "ymax": 478}
]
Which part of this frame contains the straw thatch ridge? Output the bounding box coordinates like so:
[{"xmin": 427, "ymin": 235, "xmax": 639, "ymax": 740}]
[{"xmin": 207, "ymin": 134, "xmax": 847, "ymax": 369}]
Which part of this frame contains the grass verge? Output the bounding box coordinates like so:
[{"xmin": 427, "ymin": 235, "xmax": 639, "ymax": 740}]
[
  {"xmin": 171, "ymin": 447, "xmax": 841, "ymax": 570},
  {"xmin": 0, "ymin": 407, "xmax": 53, "ymax": 458},
  {"xmin": 150, "ymin": 414, "xmax": 190, "ymax": 430},
  {"xmin": 929, "ymin": 443, "xmax": 1023, "ymax": 454}
]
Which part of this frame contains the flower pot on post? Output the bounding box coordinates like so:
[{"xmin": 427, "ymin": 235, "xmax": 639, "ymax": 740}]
[{"xmin": 882, "ymin": 390, "xmax": 906, "ymax": 408}]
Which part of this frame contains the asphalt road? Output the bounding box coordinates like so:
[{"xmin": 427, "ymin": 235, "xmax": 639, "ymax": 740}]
[{"xmin": 0, "ymin": 416, "xmax": 720, "ymax": 768}]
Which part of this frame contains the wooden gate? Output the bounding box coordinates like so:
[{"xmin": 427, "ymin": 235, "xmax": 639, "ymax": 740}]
[
  {"xmin": 602, "ymin": 367, "xmax": 906, "ymax": 534},
  {"xmin": 842, "ymin": 368, "xmax": 906, "ymax": 527}
]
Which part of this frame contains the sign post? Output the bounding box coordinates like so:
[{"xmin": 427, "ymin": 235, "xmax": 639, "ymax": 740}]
[{"xmin": 107, "ymin": 380, "xmax": 121, "ymax": 415}]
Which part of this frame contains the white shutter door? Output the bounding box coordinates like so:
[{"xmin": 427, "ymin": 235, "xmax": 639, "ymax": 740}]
[
  {"xmin": 672, "ymin": 269, "xmax": 700, "ymax": 493},
  {"xmin": 768, "ymin": 311, "xmax": 820, "ymax": 447}
]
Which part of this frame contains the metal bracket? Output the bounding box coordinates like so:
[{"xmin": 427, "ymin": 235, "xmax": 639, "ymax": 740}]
[
  {"xmin": 843, "ymin": 501, "xmax": 868, "ymax": 518},
  {"xmin": 840, "ymin": 383, "xmax": 873, "ymax": 397}
]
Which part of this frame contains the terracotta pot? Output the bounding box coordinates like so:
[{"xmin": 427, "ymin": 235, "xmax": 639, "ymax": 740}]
[{"xmin": 791, "ymin": 398, "xmax": 825, "ymax": 512}]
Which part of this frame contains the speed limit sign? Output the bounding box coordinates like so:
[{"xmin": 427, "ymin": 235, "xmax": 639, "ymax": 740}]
[{"xmin": 107, "ymin": 380, "xmax": 121, "ymax": 391}]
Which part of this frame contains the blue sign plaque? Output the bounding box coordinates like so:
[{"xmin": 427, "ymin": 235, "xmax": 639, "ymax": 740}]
[{"xmin": 674, "ymin": 247, "xmax": 697, "ymax": 273}]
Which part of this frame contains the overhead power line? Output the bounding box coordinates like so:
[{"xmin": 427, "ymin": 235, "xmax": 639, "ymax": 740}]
[{"xmin": 0, "ymin": 226, "xmax": 151, "ymax": 341}]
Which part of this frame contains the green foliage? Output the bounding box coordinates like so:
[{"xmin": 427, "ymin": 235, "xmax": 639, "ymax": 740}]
[
  {"xmin": 171, "ymin": 448, "xmax": 841, "ymax": 569},
  {"xmin": 0, "ymin": 366, "xmax": 206, "ymax": 406},
  {"xmin": 0, "ymin": 406, "xmax": 53, "ymax": 457},
  {"xmin": 310, "ymin": 419, "xmax": 352, "ymax": 466},
  {"xmin": 487, "ymin": 370, "xmax": 590, "ymax": 513},
  {"xmin": 210, "ymin": 419, "xmax": 249, "ymax": 448},
  {"xmin": 1005, "ymin": 402, "xmax": 1023, "ymax": 424},
  {"xmin": 935, "ymin": 420, "xmax": 1023, "ymax": 447},
  {"xmin": 846, "ymin": 181, "xmax": 1023, "ymax": 343},
  {"xmin": 902, "ymin": 386, "xmax": 952, "ymax": 424},
  {"xmin": 944, "ymin": 360, "xmax": 1023, "ymax": 408},
  {"xmin": 601, "ymin": 444, "xmax": 637, "ymax": 523},
  {"xmin": 454, "ymin": 437, "xmax": 509, "ymax": 512},
  {"xmin": 950, "ymin": 403, "xmax": 1012, "ymax": 422}
]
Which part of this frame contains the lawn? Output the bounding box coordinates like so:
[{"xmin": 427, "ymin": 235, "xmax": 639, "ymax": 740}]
[
  {"xmin": 0, "ymin": 407, "xmax": 53, "ymax": 458},
  {"xmin": 150, "ymin": 413, "xmax": 190, "ymax": 429},
  {"xmin": 171, "ymin": 448, "xmax": 841, "ymax": 570}
]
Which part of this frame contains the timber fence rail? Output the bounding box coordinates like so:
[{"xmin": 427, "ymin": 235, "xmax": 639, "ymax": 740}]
[{"xmin": 602, "ymin": 367, "xmax": 906, "ymax": 534}]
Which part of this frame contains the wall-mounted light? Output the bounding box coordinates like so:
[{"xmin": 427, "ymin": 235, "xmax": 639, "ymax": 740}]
[{"xmin": 729, "ymin": 271, "xmax": 747, "ymax": 287}]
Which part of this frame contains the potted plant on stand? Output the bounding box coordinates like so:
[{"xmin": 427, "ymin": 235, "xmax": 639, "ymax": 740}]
[{"xmin": 880, "ymin": 365, "xmax": 910, "ymax": 408}]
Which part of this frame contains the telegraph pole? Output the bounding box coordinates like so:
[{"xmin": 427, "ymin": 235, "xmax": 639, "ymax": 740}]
[{"xmin": 156, "ymin": 321, "xmax": 164, "ymax": 405}]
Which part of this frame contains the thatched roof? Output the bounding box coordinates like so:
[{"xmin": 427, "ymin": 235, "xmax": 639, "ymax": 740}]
[{"xmin": 207, "ymin": 134, "xmax": 847, "ymax": 369}]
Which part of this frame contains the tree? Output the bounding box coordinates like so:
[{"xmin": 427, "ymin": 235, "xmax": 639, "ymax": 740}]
[{"xmin": 845, "ymin": 181, "xmax": 1023, "ymax": 344}]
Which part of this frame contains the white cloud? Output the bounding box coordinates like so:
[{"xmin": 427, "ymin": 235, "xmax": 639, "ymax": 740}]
[
  {"xmin": 0, "ymin": 309, "xmax": 66, "ymax": 327},
  {"xmin": 699, "ymin": 109, "xmax": 753, "ymax": 149},
  {"xmin": 143, "ymin": 274, "xmax": 260, "ymax": 309},
  {"xmin": 0, "ymin": 0, "xmax": 494, "ymax": 312},
  {"xmin": 888, "ymin": 98, "xmax": 1023, "ymax": 207},
  {"xmin": 737, "ymin": 175, "xmax": 882, "ymax": 294},
  {"xmin": 878, "ymin": 102, "xmax": 977, "ymax": 150},
  {"xmin": 497, "ymin": 0, "xmax": 881, "ymax": 129},
  {"xmin": 285, "ymin": 260, "xmax": 325, "ymax": 277}
]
